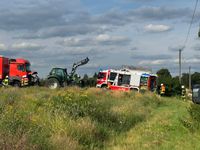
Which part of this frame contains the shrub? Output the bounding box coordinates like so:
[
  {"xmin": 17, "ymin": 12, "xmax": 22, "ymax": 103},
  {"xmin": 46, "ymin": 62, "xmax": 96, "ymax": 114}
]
[{"xmin": 181, "ymin": 104, "xmax": 200, "ymax": 131}]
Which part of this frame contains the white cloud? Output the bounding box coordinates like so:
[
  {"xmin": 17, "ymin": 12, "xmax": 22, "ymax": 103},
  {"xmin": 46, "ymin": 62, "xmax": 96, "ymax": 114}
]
[
  {"xmin": 184, "ymin": 58, "xmax": 200, "ymax": 64},
  {"xmin": 95, "ymin": 34, "xmax": 129, "ymax": 43},
  {"xmin": 62, "ymin": 37, "xmax": 83, "ymax": 47},
  {"xmin": 0, "ymin": 1, "xmax": 198, "ymax": 77},
  {"xmin": 169, "ymin": 45, "xmax": 185, "ymax": 51},
  {"xmin": 63, "ymin": 47, "xmax": 93, "ymax": 55},
  {"xmin": 144, "ymin": 24, "xmax": 172, "ymax": 33},
  {"xmin": 173, "ymin": 58, "xmax": 200, "ymax": 65},
  {"xmin": 193, "ymin": 44, "xmax": 200, "ymax": 51},
  {"xmin": 126, "ymin": 0, "xmax": 155, "ymax": 2},
  {"xmin": 139, "ymin": 59, "xmax": 168, "ymax": 65},
  {"xmin": 138, "ymin": 57, "xmax": 200, "ymax": 67},
  {"xmin": 94, "ymin": 34, "xmax": 131, "ymax": 45},
  {"xmin": 84, "ymin": 63, "xmax": 100, "ymax": 69},
  {"xmin": 0, "ymin": 43, "xmax": 6, "ymax": 50},
  {"xmin": 130, "ymin": 6, "xmax": 190, "ymax": 21},
  {"xmin": 11, "ymin": 42, "xmax": 45, "ymax": 50},
  {"xmin": 95, "ymin": 34, "xmax": 111, "ymax": 41},
  {"xmin": 59, "ymin": 34, "xmax": 130, "ymax": 47}
]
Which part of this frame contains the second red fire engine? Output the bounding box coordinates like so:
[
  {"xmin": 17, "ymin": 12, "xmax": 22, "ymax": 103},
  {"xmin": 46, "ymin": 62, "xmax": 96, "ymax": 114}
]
[
  {"xmin": 0, "ymin": 56, "xmax": 39, "ymax": 87},
  {"xmin": 96, "ymin": 68, "xmax": 157, "ymax": 92}
]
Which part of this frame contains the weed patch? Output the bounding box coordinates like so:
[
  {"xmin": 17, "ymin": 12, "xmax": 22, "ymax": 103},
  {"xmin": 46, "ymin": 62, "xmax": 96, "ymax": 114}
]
[{"xmin": 0, "ymin": 87, "xmax": 172, "ymax": 149}]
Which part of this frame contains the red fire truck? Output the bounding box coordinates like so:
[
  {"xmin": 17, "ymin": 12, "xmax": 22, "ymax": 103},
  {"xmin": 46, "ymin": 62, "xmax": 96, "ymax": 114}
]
[
  {"xmin": 0, "ymin": 56, "xmax": 39, "ymax": 87},
  {"xmin": 96, "ymin": 68, "xmax": 157, "ymax": 92}
]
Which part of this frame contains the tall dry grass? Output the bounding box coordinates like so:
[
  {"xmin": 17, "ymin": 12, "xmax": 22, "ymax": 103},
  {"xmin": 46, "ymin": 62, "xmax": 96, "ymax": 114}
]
[{"xmin": 0, "ymin": 87, "xmax": 164, "ymax": 149}]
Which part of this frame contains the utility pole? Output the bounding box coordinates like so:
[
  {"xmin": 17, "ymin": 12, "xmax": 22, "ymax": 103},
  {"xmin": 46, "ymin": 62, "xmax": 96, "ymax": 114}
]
[
  {"xmin": 179, "ymin": 49, "xmax": 182, "ymax": 84},
  {"xmin": 189, "ymin": 66, "xmax": 191, "ymax": 91}
]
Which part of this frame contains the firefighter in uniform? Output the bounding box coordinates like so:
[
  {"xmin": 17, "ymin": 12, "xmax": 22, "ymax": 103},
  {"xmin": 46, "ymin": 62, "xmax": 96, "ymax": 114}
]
[
  {"xmin": 160, "ymin": 83, "xmax": 166, "ymax": 96},
  {"xmin": 2, "ymin": 76, "xmax": 9, "ymax": 86},
  {"xmin": 181, "ymin": 85, "xmax": 186, "ymax": 100}
]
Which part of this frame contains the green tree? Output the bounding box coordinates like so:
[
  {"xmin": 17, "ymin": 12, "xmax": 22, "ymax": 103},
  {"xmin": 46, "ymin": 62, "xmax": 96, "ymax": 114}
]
[
  {"xmin": 181, "ymin": 73, "xmax": 189, "ymax": 88},
  {"xmin": 83, "ymin": 74, "xmax": 88, "ymax": 80},
  {"xmin": 172, "ymin": 76, "xmax": 181, "ymax": 95},
  {"xmin": 81, "ymin": 74, "xmax": 89, "ymax": 87},
  {"xmin": 156, "ymin": 68, "xmax": 172, "ymax": 85},
  {"xmin": 89, "ymin": 72, "xmax": 98, "ymax": 87},
  {"xmin": 156, "ymin": 68, "xmax": 175, "ymax": 96},
  {"xmin": 157, "ymin": 68, "xmax": 171, "ymax": 77},
  {"xmin": 93, "ymin": 72, "xmax": 98, "ymax": 79},
  {"xmin": 192, "ymin": 72, "xmax": 200, "ymax": 85},
  {"xmin": 81, "ymin": 74, "xmax": 97, "ymax": 87}
]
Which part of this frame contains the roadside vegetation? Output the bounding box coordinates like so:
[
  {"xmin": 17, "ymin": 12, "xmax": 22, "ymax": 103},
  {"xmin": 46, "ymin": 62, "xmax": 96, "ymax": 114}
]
[{"xmin": 0, "ymin": 87, "xmax": 199, "ymax": 150}]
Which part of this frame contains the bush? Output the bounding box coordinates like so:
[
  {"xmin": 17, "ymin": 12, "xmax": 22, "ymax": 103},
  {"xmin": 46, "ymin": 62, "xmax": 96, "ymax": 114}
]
[{"xmin": 181, "ymin": 104, "xmax": 200, "ymax": 131}]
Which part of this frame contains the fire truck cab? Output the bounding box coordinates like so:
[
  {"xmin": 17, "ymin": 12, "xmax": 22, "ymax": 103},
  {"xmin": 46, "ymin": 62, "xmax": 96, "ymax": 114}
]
[
  {"xmin": 96, "ymin": 69, "xmax": 115, "ymax": 88},
  {"xmin": 0, "ymin": 56, "xmax": 39, "ymax": 87}
]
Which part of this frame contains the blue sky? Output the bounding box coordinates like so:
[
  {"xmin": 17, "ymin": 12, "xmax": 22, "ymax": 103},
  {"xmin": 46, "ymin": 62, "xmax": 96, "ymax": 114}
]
[{"xmin": 0, "ymin": 0, "xmax": 200, "ymax": 77}]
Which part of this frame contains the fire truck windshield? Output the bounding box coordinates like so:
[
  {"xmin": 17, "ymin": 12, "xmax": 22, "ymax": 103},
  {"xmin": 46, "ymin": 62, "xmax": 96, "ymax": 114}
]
[
  {"xmin": 140, "ymin": 76, "xmax": 148, "ymax": 86},
  {"xmin": 25, "ymin": 63, "xmax": 31, "ymax": 72},
  {"xmin": 98, "ymin": 72, "xmax": 106, "ymax": 79}
]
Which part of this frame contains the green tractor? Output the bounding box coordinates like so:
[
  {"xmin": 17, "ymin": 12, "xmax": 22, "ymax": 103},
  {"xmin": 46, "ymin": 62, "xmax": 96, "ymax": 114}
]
[{"xmin": 46, "ymin": 57, "xmax": 89, "ymax": 89}]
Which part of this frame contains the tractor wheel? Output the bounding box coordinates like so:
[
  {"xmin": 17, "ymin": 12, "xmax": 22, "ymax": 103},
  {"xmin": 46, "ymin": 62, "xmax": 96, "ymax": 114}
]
[{"xmin": 46, "ymin": 78, "xmax": 60, "ymax": 89}]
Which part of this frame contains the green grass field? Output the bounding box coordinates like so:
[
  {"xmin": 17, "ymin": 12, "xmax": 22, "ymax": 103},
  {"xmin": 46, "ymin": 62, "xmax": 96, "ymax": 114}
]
[{"xmin": 0, "ymin": 87, "xmax": 200, "ymax": 150}]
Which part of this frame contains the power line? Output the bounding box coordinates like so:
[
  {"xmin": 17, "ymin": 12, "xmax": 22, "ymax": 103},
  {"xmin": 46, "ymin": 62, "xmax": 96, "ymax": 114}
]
[
  {"xmin": 178, "ymin": 0, "xmax": 198, "ymax": 86},
  {"xmin": 183, "ymin": 0, "xmax": 199, "ymax": 49}
]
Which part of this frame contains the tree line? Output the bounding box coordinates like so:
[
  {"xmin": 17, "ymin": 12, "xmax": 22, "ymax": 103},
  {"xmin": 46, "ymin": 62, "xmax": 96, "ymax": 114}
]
[
  {"xmin": 157, "ymin": 68, "xmax": 200, "ymax": 87},
  {"xmin": 157, "ymin": 68, "xmax": 200, "ymax": 95}
]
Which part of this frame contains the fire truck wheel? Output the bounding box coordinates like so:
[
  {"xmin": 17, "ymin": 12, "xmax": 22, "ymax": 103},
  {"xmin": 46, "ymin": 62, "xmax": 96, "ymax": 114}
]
[
  {"xmin": 13, "ymin": 81, "xmax": 21, "ymax": 87},
  {"xmin": 101, "ymin": 85, "xmax": 107, "ymax": 89},
  {"xmin": 130, "ymin": 88, "xmax": 139, "ymax": 92},
  {"xmin": 46, "ymin": 78, "xmax": 60, "ymax": 89}
]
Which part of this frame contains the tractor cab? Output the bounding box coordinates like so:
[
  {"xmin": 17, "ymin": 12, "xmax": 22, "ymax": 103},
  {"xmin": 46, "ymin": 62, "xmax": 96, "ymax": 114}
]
[
  {"xmin": 47, "ymin": 68, "xmax": 68, "ymax": 89},
  {"xmin": 49, "ymin": 68, "xmax": 68, "ymax": 77}
]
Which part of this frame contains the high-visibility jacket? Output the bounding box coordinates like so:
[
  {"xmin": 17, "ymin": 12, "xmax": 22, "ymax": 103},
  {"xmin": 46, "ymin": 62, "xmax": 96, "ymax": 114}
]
[
  {"xmin": 182, "ymin": 88, "xmax": 186, "ymax": 98},
  {"xmin": 160, "ymin": 85, "xmax": 166, "ymax": 94},
  {"xmin": 2, "ymin": 78, "xmax": 9, "ymax": 86}
]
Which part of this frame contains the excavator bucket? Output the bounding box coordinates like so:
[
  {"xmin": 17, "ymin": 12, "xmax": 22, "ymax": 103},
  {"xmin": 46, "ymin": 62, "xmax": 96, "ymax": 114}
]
[{"xmin": 78, "ymin": 57, "xmax": 89, "ymax": 66}]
